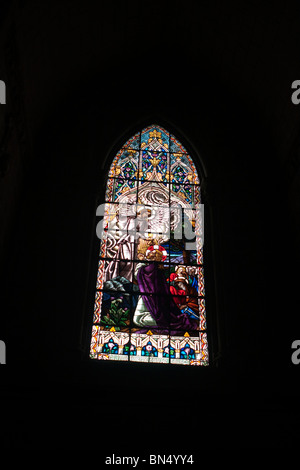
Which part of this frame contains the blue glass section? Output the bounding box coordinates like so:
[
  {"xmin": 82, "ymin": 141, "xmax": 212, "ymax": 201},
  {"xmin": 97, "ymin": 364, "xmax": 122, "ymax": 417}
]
[
  {"xmin": 141, "ymin": 125, "xmax": 169, "ymax": 151},
  {"xmin": 124, "ymin": 344, "xmax": 137, "ymax": 355},
  {"xmin": 141, "ymin": 340, "xmax": 158, "ymax": 357},
  {"xmin": 170, "ymin": 134, "xmax": 187, "ymax": 153},
  {"xmin": 180, "ymin": 342, "xmax": 195, "ymax": 359},
  {"xmin": 168, "ymin": 241, "xmax": 197, "ymax": 265},
  {"xmin": 103, "ymin": 338, "xmax": 119, "ymax": 354},
  {"xmin": 163, "ymin": 345, "xmax": 175, "ymax": 358}
]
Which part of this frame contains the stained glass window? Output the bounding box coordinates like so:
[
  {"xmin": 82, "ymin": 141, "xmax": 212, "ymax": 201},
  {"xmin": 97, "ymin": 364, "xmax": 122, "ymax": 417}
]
[{"xmin": 90, "ymin": 125, "xmax": 208, "ymax": 366}]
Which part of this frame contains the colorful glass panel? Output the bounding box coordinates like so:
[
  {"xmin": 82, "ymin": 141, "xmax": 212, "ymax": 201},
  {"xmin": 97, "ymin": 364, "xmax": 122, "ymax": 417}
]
[{"xmin": 91, "ymin": 125, "xmax": 208, "ymax": 366}]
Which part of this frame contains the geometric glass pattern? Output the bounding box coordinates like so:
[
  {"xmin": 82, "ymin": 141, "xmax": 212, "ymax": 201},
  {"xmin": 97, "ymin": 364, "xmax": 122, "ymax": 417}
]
[{"xmin": 90, "ymin": 124, "xmax": 208, "ymax": 365}]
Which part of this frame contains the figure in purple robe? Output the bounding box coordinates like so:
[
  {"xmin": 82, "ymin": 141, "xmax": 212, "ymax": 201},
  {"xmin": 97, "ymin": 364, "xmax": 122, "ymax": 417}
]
[{"xmin": 133, "ymin": 254, "xmax": 198, "ymax": 332}]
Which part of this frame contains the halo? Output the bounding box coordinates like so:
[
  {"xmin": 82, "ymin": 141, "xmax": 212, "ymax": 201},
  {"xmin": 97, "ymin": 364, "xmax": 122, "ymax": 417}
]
[{"xmin": 145, "ymin": 245, "xmax": 167, "ymax": 261}]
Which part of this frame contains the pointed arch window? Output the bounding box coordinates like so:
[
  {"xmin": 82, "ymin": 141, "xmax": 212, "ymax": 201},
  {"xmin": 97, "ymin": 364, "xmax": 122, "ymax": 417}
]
[{"xmin": 90, "ymin": 125, "xmax": 208, "ymax": 366}]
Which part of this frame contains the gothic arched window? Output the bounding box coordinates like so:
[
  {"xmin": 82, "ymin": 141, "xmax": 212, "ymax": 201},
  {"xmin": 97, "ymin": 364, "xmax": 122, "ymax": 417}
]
[{"xmin": 90, "ymin": 125, "xmax": 208, "ymax": 366}]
